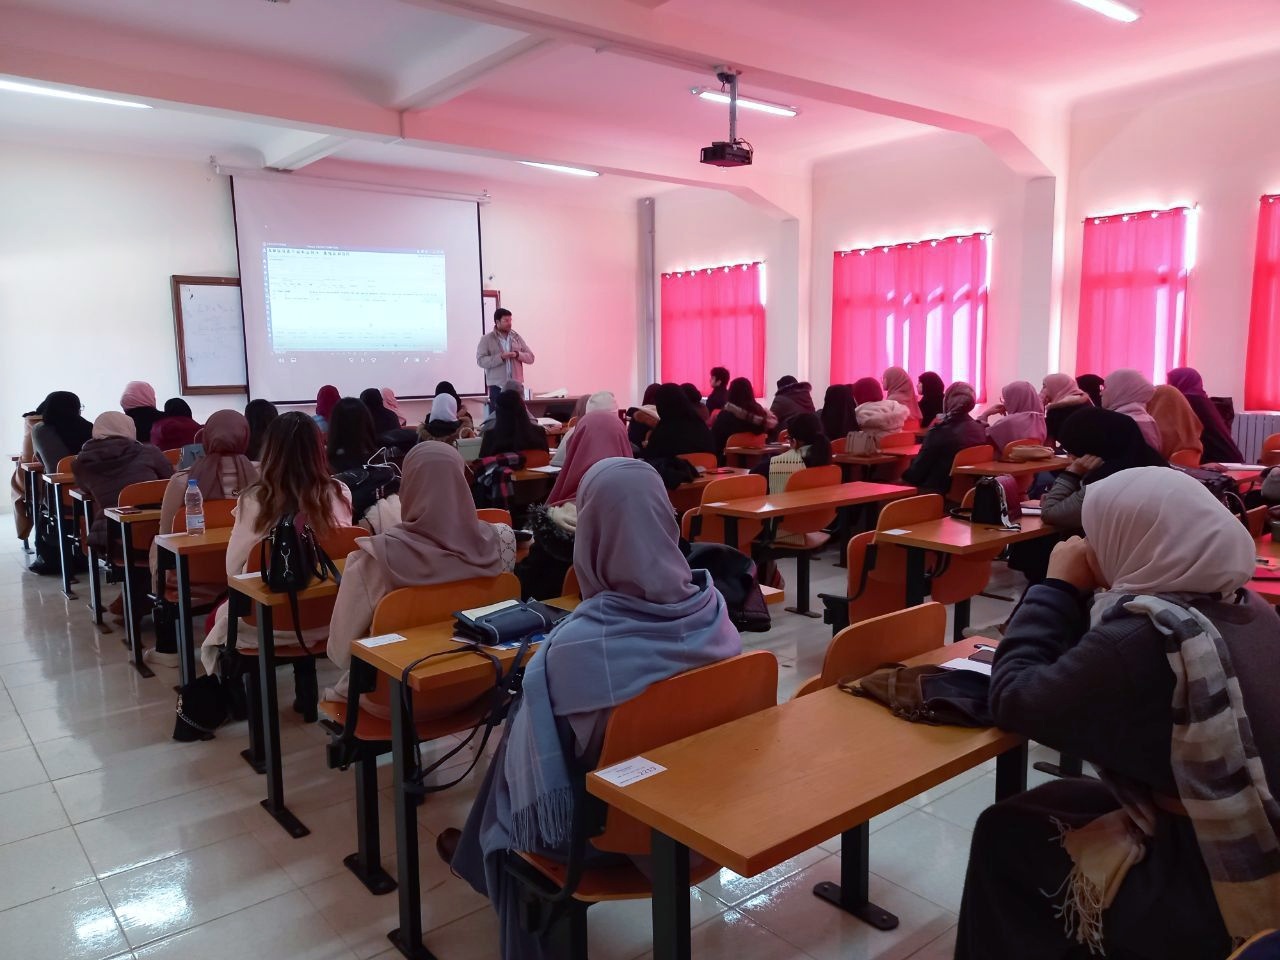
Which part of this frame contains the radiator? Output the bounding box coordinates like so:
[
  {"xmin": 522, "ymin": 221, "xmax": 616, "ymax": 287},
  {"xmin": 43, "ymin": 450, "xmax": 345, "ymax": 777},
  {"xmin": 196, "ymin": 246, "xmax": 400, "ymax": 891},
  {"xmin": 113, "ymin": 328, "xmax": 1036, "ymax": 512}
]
[{"xmin": 1232, "ymin": 412, "xmax": 1280, "ymax": 462}]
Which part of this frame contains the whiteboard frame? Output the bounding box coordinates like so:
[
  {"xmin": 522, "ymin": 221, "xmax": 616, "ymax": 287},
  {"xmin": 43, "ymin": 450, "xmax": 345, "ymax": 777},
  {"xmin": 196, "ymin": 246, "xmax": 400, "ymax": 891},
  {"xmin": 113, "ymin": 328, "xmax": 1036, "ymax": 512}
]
[{"xmin": 170, "ymin": 275, "xmax": 248, "ymax": 395}]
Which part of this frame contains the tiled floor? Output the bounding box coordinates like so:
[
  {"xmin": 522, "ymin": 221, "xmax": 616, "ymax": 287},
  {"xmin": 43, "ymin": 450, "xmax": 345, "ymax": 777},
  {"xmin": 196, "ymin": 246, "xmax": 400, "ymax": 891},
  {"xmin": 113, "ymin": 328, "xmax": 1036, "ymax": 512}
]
[{"xmin": 0, "ymin": 517, "xmax": 1043, "ymax": 960}]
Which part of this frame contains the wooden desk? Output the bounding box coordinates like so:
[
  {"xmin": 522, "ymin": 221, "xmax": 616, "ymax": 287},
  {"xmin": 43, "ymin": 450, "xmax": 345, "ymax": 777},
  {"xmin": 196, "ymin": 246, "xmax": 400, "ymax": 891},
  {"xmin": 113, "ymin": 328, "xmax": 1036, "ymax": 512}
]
[
  {"xmin": 69, "ymin": 487, "xmax": 100, "ymax": 623},
  {"xmin": 667, "ymin": 467, "xmax": 748, "ymax": 514},
  {"xmin": 833, "ymin": 444, "xmax": 921, "ymax": 481},
  {"xmin": 155, "ymin": 527, "xmax": 234, "ymax": 686},
  {"xmin": 701, "ymin": 482, "xmax": 915, "ymax": 552},
  {"xmin": 104, "ymin": 508, "xmax": 162, "ymax": 678},
  {"xmin": 1250, "ymin": 537, "xmax": 1280, "ymax": 605},
  {"xmin": 586, "ymin": 637, "xmax": 1026, "ymax": 958},
  {"xmin": 723, "ymin": 443, "xmax": 788, "ymax": 468},
  {"xmin": 352, "ymin": 596, "xmax": 580, "ymax": 959},
  {"xmin": 875, "ymin": 516, "xmax": 1059, "ymax": 606},
  {"xmin": 42, "ymin": 471, "xmax": 77, "ymax": 597},
  {"xmin": 953, "ymin": 457, "xmax": 1070, "ymax": 478}
]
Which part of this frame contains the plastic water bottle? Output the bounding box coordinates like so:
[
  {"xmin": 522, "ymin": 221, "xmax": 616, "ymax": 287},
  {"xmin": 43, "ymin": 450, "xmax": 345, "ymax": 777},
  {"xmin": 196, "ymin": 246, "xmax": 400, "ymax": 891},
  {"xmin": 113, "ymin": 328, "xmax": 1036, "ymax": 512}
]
[{"xmin": 184, "ymin": 479, "xmax": 205, "ymax": 535}]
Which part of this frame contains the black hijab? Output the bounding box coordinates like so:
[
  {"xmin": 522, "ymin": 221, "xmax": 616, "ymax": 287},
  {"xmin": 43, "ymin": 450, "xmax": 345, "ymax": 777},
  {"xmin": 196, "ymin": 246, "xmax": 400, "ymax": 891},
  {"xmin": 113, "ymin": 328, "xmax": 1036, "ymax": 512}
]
[
  {"xmin": 359, "ymin": 388, "xmax": 401, "ymax": 435},
  {"xmin": 39, "ymin": 391, "xmax": 93, "ymax": 454},
  {"xmin": 481, "ymin": 389, "xmax": 547, "ymax": 456},
  {"xmin": 435, "ymin": 381, "xmax": 463, "ymax": 405},
  {"xmin": 917, "ymin": 372, "xmax": 945, "ymax": 428},
  {"xmin": 1076, "ymin": 374, "xmax": 1105, "ymax": 410},
  {"xmin": 1058, "ymin": 407, "xmax": 1167, "ymax": 484},
  {"xmin": 820, "ymin": 385, "xmax": 857, "ymax": 439},
  {"xmin": 244, "ymin": 399, "xmax": 279, "ymax": 461},
  {"xmin": 327, "ymin": 397, "xmax": 377, "ymax": 471}
]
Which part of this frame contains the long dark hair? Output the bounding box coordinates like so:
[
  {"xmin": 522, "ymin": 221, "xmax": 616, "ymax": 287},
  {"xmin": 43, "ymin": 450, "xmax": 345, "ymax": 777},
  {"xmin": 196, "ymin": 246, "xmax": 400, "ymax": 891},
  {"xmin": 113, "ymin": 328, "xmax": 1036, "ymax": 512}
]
[
  {"xmin": 327, "ymin": 397, "xmax": 376, "ymax": 468},
  {"xmin": 821, "ymin": 385, "xmax": 856, "ymax": 439},
  {"xmin": 359, "ymin": 387, "xmax": 400, "ymax": 434},
  {"xmin": 727, "ymin": 377, "xmax": 763, "ymax": 416},
  {"xmin": 788, "ymin": 413, "xmax": 831, "ymax": 466},
  {"xmin": 244, "ymin": 399, "xmax": 279, "ymax": 460},
  {"xmin": 247, "ymin": 412, "xmax": 343, "ymax": 536}
]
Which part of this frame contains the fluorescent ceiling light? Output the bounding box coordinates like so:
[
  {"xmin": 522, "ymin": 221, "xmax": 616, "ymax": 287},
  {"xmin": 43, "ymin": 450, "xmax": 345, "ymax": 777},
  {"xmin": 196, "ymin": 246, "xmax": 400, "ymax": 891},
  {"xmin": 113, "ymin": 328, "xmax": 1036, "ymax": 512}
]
[
  {"xmin": 0, "ymin": 78, "xmax": 152, "ymax": 109},
  {"xmin": 1066, "ymin": 0, "xmax": 1141, "ymax": 23},
  {"xmin": 692, "ymin": 88, "xmax": 798, "ymax": 118},
  {"xmin": 518, "ymin": 161, "xmax": 599, "ymax": 177}
]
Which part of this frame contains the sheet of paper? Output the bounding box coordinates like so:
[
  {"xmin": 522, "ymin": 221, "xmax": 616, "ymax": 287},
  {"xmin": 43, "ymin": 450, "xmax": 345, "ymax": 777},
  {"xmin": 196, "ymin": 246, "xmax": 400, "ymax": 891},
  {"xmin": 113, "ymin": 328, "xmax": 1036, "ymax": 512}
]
[
  {"xmin": 595, "ymin": 756, "xmax": 667, "ymax": 788},
  {"xmin": 941, "ymin": 658, "xmax": 992, "ymax": 676},
  {"xmin": 1020, "ymin": 506, "xmax": 1042, "ymax": 516},
  {"xmin": 232, "ymin": 571, "xmax": 260, "ymax": 581},
  {"xmin": 460, "ymin": 598, "xmax": 521, "ymax": 619},
  {"xmin": 529, "ymin": 465, "xmax": 561, "ymax": 474},
  {"xmin": 881, "ymin": 527, "xmax": 911, "ymax": 536},
  {"xmin": 359, "ymin": 633, "xmax": 406, "ymax": 649},
  {"xmin": 1221, "ymin": 463, "xmax": 1266, "ymax": 472}
]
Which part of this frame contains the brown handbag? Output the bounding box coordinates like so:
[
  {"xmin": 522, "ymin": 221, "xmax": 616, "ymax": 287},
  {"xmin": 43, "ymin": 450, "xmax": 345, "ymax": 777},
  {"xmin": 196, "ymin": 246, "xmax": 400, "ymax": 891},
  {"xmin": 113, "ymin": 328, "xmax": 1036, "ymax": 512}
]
[{"xmin": 839, "ymin": 663, "xmax": 993, "ymax": 727}]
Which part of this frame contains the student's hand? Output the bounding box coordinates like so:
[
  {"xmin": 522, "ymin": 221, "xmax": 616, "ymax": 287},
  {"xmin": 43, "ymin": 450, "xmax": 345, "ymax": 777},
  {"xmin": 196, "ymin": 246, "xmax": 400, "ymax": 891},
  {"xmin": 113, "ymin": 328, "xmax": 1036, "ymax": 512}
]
[
  {"xmin": 1047, "ymin": 536, "xmax": 1100, "ymax": 592},
  {"xmin": 1203, "ymin": 462, "xmax": 1227, "ymax": 473},
  {"xmin": 1068, "ymin": 454, "xmax": 1104, "ymax": 477}
]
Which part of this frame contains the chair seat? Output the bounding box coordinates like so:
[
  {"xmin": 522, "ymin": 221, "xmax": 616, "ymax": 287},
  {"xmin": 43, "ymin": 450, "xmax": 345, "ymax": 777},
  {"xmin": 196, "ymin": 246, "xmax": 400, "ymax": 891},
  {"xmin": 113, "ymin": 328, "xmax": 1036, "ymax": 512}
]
[
  {"xmin": 234, "ymin": 641, "xmax": 326, "ymax": 659},
  {"xmin": 769, "ymin": 532, "xmax": 832, "ymax": 554},
  {"xmin": 516, "ymin": 851, "xmax": 720, "ymax": 903},
  {"xmin": 318, "ymin": 698, "xmax": 492, "ymax": 743}
]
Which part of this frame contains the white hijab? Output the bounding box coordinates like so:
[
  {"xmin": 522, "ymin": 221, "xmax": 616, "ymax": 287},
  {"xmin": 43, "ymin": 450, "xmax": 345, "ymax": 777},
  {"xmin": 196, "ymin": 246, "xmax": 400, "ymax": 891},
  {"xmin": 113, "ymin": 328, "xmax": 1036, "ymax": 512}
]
[{"xmin": 1083, "ymin": 467, "xmax": 1255, "ymax": 618}]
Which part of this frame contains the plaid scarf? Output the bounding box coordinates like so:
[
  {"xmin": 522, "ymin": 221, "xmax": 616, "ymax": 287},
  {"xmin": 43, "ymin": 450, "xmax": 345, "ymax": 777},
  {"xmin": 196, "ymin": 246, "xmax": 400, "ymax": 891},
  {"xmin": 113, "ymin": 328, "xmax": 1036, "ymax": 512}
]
[
  {"xmin": 1056, "ymin": 595, "xmax": 1280, "ymax": 952},
  {"xmin": 473, "ymin": 452, "xmax": 523, "ymax": 506}
]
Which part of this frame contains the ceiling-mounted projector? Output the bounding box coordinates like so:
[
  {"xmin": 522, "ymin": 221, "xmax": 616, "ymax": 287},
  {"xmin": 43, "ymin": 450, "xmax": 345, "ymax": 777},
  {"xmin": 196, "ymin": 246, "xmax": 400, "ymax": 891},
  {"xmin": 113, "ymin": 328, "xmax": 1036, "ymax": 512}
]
[{"xmin": 700, "ymin": 70, "xmax": 753, "ymax": 168}]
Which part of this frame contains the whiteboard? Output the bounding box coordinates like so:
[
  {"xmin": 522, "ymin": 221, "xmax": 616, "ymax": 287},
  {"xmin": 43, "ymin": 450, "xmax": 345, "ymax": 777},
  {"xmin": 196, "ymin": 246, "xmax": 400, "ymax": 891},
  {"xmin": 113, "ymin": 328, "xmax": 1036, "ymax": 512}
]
[{"xmin": 170, "ymin": 276, "xmax": 248, "ymax": 393}]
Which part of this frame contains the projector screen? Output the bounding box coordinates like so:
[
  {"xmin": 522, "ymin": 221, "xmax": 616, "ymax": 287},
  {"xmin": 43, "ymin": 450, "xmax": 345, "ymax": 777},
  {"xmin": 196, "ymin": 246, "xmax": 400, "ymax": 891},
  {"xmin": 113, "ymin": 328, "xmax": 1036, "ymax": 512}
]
[{"xmin": 231, "ymin": 176, "xmax": 484, "ymax": 402}]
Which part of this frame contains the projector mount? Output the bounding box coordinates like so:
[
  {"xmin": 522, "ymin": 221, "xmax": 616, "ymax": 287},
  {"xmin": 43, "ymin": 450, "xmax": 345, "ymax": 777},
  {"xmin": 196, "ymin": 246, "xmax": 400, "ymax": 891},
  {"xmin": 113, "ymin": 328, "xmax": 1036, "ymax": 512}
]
[{"xmin": 699, "ymin": 68, "xmax": 754, "ymax": 167}]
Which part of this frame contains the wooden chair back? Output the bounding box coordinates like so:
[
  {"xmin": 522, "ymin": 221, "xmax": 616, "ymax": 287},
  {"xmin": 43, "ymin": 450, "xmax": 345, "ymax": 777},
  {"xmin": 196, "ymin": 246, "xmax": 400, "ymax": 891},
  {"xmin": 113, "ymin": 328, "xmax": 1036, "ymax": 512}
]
[
  {"xmin": 830, "ymin": 436, "xmax": 847, "ymax": 455},
  {"xmin": 53, "ymin": 455, "xmax": 77, "ymax": 507},
  {"xmin": 780, "ymin": 465, "xmax": 842, "ymax": 535},
  {"xmin": 363, "ymin": 573, "xmax": 522, "ymax": 717},
  {"xmin": 562, "ymin": 566, "xmax": 580, "ymax": 598},
  {"xmin": 838, "ymin": 532, "xmax": 908, "ymax": 626},
  {"xmin": 680, "ymin": 473, "xmax": 766, "ymax": 548},
  {"xmin": 521, "ymin": 449, "xmax": 551, "ymax": 469},
  {"xmin": 476, "ymin": 508, "xmax": 513, "ymax": 526},
  {"xmin": 795, "ymin": 602, "xmax": 947, "ymax": 697},
  {"xmin": 881, "ymin": 432, "xmax": 916, "ymax": 448},
  {"xmin": 947, "ymin": 443, "xmax": 996, "ymax": 502},
  {"xmin": 725, "ymin": 431, "xmax": 765, "ymax": 450},
  {"xmin": 162, "ymin": 448, "xmax": 182, "ymax": 466},
  {"xmin": 777, "ymin": 429, "xmax": 790, "ymax": 444},
  {"xmin": 56, "ymin": 455, "xmax": 76, "ymax": 473},
  {"xmin": 1246, "ymin": 505, "xmax": 1270, "ymax": 539},
  {"xmin": 1169, "ymin": 449, "xmax": 1201, "ymax": 467},
  {"xmin": 591, "ymin": 651, "xmax": 778, "ymax": 855},
  {"xmin": 116, "ymin": 479, "xmax": 170, "ymax": 553},
  {"xmin": 873, "ymin": 493, "xmax": 998, "ymax": 605},
  {"xmin": 172, "ymin": 499, "xmax": 238, "ymax": 583},
  {"xmin": 244, "ymin": 525, "xmax": 365, "ymax": 635},
  {"xmin": 1263, "ymin": 434, "xmax": 1280, "ymax": 467},
  {"xmin": 677, "ymin": 452, "xmax": 717, "ymax": 472}
]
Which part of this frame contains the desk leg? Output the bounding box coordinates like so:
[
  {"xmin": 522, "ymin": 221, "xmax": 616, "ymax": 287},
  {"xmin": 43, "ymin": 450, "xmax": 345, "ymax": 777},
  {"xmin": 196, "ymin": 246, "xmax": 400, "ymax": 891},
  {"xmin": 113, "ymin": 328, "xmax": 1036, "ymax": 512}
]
[
  {"xmin": 996, "ymin": 743, "xmax": 1029, "ymax": 800},
  {"xmin": 54, "ymin": 486, "xmax": 74, "ymax": 599},
  {"xmin": 120, "ymin": 524, "xmax": 153, "ymax": 678},
  {"xmin": 812, "ymin": 823, "xmax": 899, "ymax": 930},
  {"xmin": 174, "ymin": 553, "xmax": 195, "ymax": 688},
  {"xmin": 232, "ymin": 593, "xmax": 266, "ymax": 775},
  {"xmin": 256, "ymin": 604, "xmax": 308, "ymax": 838},
  {"xmin": 952, "ymin": 599, "xmax": 971, "ymax": 644},
  {"xmin": 904, "ymin": 547, "xmax": 928, "ymax": 607},
  {"xmin": 86, "ymin": 531, "xmax": 102, "ymax": 626},
  {"xmin": 1032, "ymin": 753, "xmax": 1084, "ymax": 781},
  {"xmin": 651, "ymin": 830, "xmax": 691, "ymax": 960},
  {"xmin": 722, "ymin": 516, "xmax": 739, "ymax": 552},
  {"xmin": 387, "ymin": 676, "xmax": 435, "ymax": 960}
]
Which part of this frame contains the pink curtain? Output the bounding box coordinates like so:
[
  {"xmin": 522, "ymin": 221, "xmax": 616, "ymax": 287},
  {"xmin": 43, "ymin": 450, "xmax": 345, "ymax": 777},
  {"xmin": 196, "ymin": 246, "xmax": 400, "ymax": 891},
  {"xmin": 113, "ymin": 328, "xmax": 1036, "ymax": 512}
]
[
  {"xmin": 830, "ymin": 233, "xmax": 988, "ymax": 392},
  {"xmin": 1076, "ymin": 208, "xmax": 1190, "ymax": 383},
  {"xmin": 1246, "ymin": 196, "xmax": 1280, "ymax": 410},
  {"xmin": 660, "ymin": 262, "xmax": 765, "ymax": 388}
]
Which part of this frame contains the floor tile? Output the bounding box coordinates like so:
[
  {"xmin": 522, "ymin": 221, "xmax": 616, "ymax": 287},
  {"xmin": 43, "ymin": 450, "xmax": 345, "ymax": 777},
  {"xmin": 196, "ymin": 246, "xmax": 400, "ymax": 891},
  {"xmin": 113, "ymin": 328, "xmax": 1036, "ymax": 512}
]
[
  {"xmin": 0, "ymin": 825, "xmax": 96, "ymax": 911},
  {"xmin": 404, "ymin": 906, "xmax": 498, "ymax": 960},
  {"xmin": 587, "ymin": 887, "xmax": 727, "ymax": 960},
  {"xmin": 698, "ymin": 846, "xmax": 831, "ymax": 908},
  {"xmin": 867, "ymin": 811, "xmax": 974, "ymax": 914},
  {"xmin": 255, "ymin": 790, "xmax": 396, "ymax": 889},
  {"xmin": 0, "ymin": 712, "xmax": 31, "ymax": 752},
  {"xmin": 34, "ymin": 702, "xmax": 180, "ymax": 780},
  {"xmin": 636, "ymin": 907, "xmax": 816, "ymax": 960},
  {"xmin": 101, "ymin": 833, "xmax": 295, "ymax": 948},
  {"xmin": 906, "ymin": 924, "xmax": 957, "ymax": 959},
  {"xmin": 0, "ymin": 882, "xmax": 130, "ymax": 960},
  {"xmin": 920, "ymin": 772, "xmax": 999, "ymax": 830},
  {"xmin": 0, "ymin": 742, "xmax": 49, "ymax": 795},
  {"xmin": 0, "ymin": 780, "xmax": 71, "ymax": 844}
]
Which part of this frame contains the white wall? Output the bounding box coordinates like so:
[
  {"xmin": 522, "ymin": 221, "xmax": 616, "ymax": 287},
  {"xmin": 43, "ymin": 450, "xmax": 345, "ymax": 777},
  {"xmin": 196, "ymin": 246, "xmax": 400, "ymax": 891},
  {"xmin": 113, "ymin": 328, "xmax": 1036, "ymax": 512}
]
[
  {"xmin": 0, "ymin": 141, "xmax": 641, "ymax": 456},
  {"xmin": 1063, "ymin": 68, "xmax": 1280, "ymax": 400},
  {"xmin": 809, "ymin": 132, "xmax": 1042, "ymax": 400}
]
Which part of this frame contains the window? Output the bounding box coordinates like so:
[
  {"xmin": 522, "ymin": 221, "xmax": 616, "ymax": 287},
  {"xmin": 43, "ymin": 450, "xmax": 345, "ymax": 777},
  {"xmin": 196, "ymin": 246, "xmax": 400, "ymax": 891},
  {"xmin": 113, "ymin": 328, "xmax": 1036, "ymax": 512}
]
[
  {"xmin": 1076, "ymin": 207, "xmax": 1192, "ymax": 383},
  {"xmin": 830, "ymin": 233, "xmax": 989, "ymax": 391},
  {"xmin": 1246, "ymin": 195, "xmax": 1280, "ymax": 410},
  {"xmin": 660, "ymin": 262, "xmax": 765, "ymax": 389}
]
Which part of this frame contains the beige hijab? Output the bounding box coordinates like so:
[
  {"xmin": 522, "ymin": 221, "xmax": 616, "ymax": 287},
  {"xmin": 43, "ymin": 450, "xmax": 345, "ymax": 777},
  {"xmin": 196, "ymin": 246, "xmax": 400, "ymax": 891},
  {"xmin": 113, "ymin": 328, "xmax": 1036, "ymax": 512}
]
[{"xmin": 92, "ymin": 412, "xmax": 136, "ymax": 441}]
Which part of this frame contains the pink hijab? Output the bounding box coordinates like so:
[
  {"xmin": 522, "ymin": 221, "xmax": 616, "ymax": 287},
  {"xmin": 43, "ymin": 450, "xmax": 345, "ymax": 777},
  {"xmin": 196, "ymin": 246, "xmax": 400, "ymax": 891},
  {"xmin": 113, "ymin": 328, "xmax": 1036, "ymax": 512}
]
[
  {"xmin": 357, "ymin": 442, "xmax": 506, "ymax": 589},
  {"xmin": 883, "ymin": 367, "xmax": 922, "ymax": 421},
  {"xmin": 987, "ymin": 380, "xmax": 1047, "ymax": 450},
  {"xmin": 1041, "ymin": 373, "xmax": 1091, "ymax": 408},
  {"xmin": 547, "ymin": 411, "xmax": 633, "ymax": 506},
  {"xmin": 188, "ymin": 410, "xmax": 258, "ymax": 499},
  {"xmin": 121, "ymin": 381, "xmax": 157, "ymax": 411},
  {"xmin": 380, "ymin": 387, "xmax": 407, "ymax": 428},
  {"xmin": 1103, "ymin": 368, "xmax": 1162, "ymax": 451}
]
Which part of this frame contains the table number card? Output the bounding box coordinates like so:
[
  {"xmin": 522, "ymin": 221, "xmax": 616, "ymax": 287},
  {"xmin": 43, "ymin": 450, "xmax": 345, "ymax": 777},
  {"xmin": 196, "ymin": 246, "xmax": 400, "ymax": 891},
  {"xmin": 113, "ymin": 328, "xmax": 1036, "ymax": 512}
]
[{"xmin": 596, "ymin": 756, "xmax": 667, "ymax": 787}]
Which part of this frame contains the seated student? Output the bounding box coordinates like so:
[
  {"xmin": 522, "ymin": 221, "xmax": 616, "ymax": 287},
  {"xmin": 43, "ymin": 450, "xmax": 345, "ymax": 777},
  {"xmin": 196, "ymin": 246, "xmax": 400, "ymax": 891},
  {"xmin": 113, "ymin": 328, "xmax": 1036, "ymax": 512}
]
[
  {"xmin": 901, "ymin": 382, "xmax": 986, "ymax": 495},
  {"xmin": 681, "ymin": 382, "xmax": 711, "ymax": 423},
  {"xmin": 1147, "ymin": 384, "xmax": 1204, "ymax": 461},
  {"xmin": 1040, "ymin": 406, "xmax": 1167, "ymax": 530},
  {"xmin": 882, "ymin": 366, "xmax": 923, "ymax": 432},
  {"xmin": 769, "ymin": 375, "xmax": 816, "ymax": 432},
  {"xmin": 957, "ymin": 468, "xmax": 1280, "ymax": 959},
  {"xmin": 312, "ymin": 384, "xmax": 340, "ymax": 434},
  {"xmin": 1076, "ymin": 373, "xmax": 1105, "ymax": 409},
  {"xmin": 918, "ymin": 371, "xmax": 946, "ymax": 428},
  {"xmin": 707, "ymin": 366, "xmax": 730, "ymax": 413},
  {"xmin": 853, "ymin": 376, "xmax": 909, "ymax": 438},
  {"xmin": 711, "ymin": 377, "xmax": 778, "ymax": 460},
  {"xmin": 641, "ymin": 383, "xmax": 715, "ymax": 462},
  {"xmin": 419, "ymin": 393, "xmax": 466, "ymax": 446},
  {"xmin": 73, "ymin": 412, "xmax": 174, "ymax": 552},
  {"xmin": 518, "ymin": 411, "xmax": 633, "ymax": 599},
  {"xmin": 244, "ymin": 399, "xmax": 279, "ymax": 461},
  {"xmin": 379, "ymin": 387, "xmax": 407, "ymax": 428},
  {"xmin": 146, "ymin": 410, "xmax": 257, "ymax": 666},
  {"xmin": 820, "ymin": 384, "xmax": 858, "ymax": 442},
  {"xmin": 324, "ymin": 442, "xmax": 516, "ymax": 712},
  {"xmin": 326, "ymin": 397, "xmax": 377, "ymax": 473},
  {"xmin": 980, "ymin": 380, "xmax": 1047, "ymax": 451},
  {"xmin": 1167, "ymin": 367, "xmax": 1245, "ymax": 464},
  {"xmin": 30, "ymin": 391, "xmax": 92, "ymax": 471},
  {"xmin": 150, "ymin": 398, "xmax": 202, "ymax": 452},
  {"xmin": 551, "ymin": 391, "xmax": 617, "ymax": 466},
  {"xmin": 627, "ymin": 383, "xmax": 661, "ymax": 448},
  {"xmin": 120, "ymin": 381, "xmax": 164, "ymax": 444},
  {"xmin": 434, "ymin": 381, "xmax": 476, "ymax": 437},
  {"xmin": 360, "ymin": 387, "xmax": 402, "ymax": 436},
  {"xmin": 480, "ymin": 389, "xmax": 548, "ymax": 458},
  {"xmin": 446, "ymin": 456, "xmax": 743, "ymax": 960},
  {"xmin": 1102, "ymin": 368, "xmax": 1162, "ymax": 452},
  {"xmin": 753, "ymin": 412, "xmax": 832, "ymax": 497},
  {"xmin": 200, "ymin": 413, "xmax": 352, "ymax": 686},
  {"xmin": 1040, "ymin": 373, "xmax": 1093, "ymax": 445}
]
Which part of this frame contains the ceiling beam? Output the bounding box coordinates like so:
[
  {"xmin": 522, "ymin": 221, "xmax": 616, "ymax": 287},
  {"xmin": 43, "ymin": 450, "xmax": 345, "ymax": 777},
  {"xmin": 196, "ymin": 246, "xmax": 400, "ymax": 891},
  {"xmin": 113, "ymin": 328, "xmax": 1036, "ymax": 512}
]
[
  {"xmin": 260, "ymin": 131, "xmax": 349, "ymax": 170},
  {"xmin": 392, "ymin": 33, "xmax": 554, "ymax": 109}
]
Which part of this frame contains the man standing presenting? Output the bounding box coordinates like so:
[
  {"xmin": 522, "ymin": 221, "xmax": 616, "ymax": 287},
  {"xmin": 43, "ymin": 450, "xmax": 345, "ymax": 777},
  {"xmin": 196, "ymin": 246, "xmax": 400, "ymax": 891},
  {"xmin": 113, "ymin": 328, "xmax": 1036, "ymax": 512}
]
[{"xmin": 476, "ymin": 307, "xmax": 535, "ymax": 409}]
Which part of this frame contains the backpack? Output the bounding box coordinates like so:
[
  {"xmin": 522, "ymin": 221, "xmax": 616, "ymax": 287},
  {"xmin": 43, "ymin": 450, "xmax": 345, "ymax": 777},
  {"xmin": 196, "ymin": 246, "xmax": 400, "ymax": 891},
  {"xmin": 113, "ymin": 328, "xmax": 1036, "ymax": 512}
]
[
  {"xmin": 258, "ymin": 512, "xmax": 341, "ymax": 653},
  {"xmin": 332, "ymin": 449, "xmax": 401, "ymax": 523},
  {"xmin": 1174, "ymin": 466, "xmax": 1246, "ymax": 520},
  {"xmin": 951, "ymin": 475, "xmax": 1021, "ymax": 529},
  {"xmin": 684, "ymin": 542, "xmax": 771, "ymax": 633}
]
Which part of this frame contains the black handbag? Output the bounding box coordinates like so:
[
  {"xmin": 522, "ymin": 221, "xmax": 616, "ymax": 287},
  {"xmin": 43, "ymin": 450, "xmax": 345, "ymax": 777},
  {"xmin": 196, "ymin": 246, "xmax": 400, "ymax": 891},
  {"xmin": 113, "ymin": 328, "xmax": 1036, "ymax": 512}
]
[
  {"xmin": 840, "ymin": 663, "xmax": 993, "ymax": 727},
  {"xmin": 951, "ymin": 475, "xmax": 1021, "ymax": 529},
  {"xmin": 453, "ymin": 600, "xmax": 570, "ymax": 646},
  {"xmin": 173, "ymin": 675, "xmax": 230, "ymax": 741},
  {"xmin": 684, "ymin": 542, "xmax": 771, "ymax": 633},
  {"xmin": 332, "ymin": 450, "xmax": 401, "ymax": 523},
  {"xmin": 1174, "ymin": 466, "xmax": 1247, "ymax": 519},
  {"xmin": 258, "ymin": 513, "xmax": 342, "ymax": 653}
]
